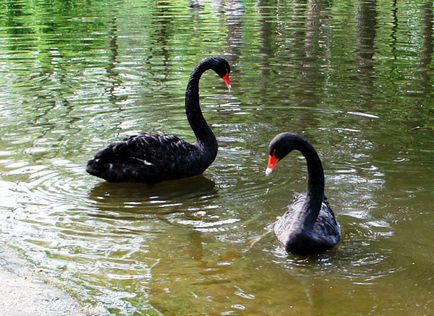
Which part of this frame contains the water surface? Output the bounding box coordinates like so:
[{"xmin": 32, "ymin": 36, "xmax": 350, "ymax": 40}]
[{"xmin": 0, "ymin": 0, "xmax": 433, "ymax": 314}]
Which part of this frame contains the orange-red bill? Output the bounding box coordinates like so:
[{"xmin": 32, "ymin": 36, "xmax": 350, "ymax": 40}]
[
  {"xmin": 223, "ymin": 73, "xmax": 231, "ymax": 90},
  {"xmin": 265, "ymin": 155, "xmax": 279, "ymax": 175}
]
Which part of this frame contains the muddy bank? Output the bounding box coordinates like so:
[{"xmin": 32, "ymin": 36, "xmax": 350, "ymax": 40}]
[{"xmin": 0, "ymin": 245, "xmax": 106, "ymax": 316}]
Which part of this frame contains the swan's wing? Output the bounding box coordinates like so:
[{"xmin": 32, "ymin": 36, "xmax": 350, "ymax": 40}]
[
  {"xmin": 88, "ymin": 133, "xmax": 200, "ymax": 182},
  {"xmin": 96, "ymin": 134, "xmax": 196, "ymax": 166},
  {"xmin": 122, "ymin": 134, "xmax": 196, "ymax": 165},
  {"xmin": 273, "ymin": 193, "xmax": 341, "ymax": 252},
  {"xmin": 273, "ymin": 193, "xmax": 306, "ymax": 246},
  {"xmin": 313, "ymin": 200, "xmax": 341, "ymax": 245}
]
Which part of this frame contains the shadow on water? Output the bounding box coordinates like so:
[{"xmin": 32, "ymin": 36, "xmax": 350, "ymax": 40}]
[{"xmin": 87, "ymin": 175, "xmax": 217, "ymax": 214}]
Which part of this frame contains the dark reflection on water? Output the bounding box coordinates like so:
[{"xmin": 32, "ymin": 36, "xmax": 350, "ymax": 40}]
[
  {"xmin": 0, "ymin": 0, "xmax": 433, "ymax": 314},
  {"xmin": 88, "ymin": 175, "xmax": 217, "ymax": 212}
]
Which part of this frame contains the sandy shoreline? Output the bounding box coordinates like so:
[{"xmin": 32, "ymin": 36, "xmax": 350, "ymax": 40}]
[{"xmin": 0, "ymin": 245, "xmax": 106, "ymax": 316}]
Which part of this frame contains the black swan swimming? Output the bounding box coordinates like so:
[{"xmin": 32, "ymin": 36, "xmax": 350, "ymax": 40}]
[
  {"xmin": 265, "ymin": 132, "xmax": 341, "ymax": 255},
  {"xmin": 86, "ymin": 56, "xmax": 231, "ymax": 183}
]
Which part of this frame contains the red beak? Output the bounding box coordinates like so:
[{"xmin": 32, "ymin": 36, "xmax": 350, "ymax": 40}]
[
  {"xmin": 223, "ymin": 73, "xmax": 231, "ymax": 91},
  {"xmin": 265, "ymin": 155, "xmax": 279, "ymax": 176}
]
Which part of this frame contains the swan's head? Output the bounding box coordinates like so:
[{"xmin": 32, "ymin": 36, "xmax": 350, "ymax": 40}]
[
  {"xmin": 207, "ymin": 56, "xmax": 231, "ymax": 90},
  {"xmin": 265, "ymin": 132, "xmax": 298, "ymax": 175}
]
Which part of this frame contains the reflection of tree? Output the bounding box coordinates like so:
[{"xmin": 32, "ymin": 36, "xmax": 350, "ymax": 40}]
[
  {"xmin": 297, "ymin": 0, "xmax": 331, "ymax": 126},
  {"xmin": 420, "ymin": 1, "xmax": 432, "ymax": 102},
  {"xmin": 258, "ymin": 0, "xmax": 275, "ymax": 57},
  {"xmin": 224, "ymin": 0, "xmax": 245, "ymax": 67},
  {"xmin": 390, "ymin": 0, "xmax": 398, "ymax": 61},
  {"xmin": 257, "ymin": 0, "xmax": 276, "ymax": 102},
  {"xmin": 0, "ymin": 1, "xmax": 117, "ymax": 111},
  {"xmin": 147, "ymin": 0, "xmax": 174, "ymax": 84},
  {"xmin": 409, "ymin": 1, "xmax": 433, "ymax": 130},
  {"xmin": 105, "ymin": 16, "xmax": 123, "ymax": 104},
  {"xmin": 3, "ymin": 1, "xmax": 29, "ymax": 45},
  {"xmin": 356, "ymin": 0, "xmax": 377, "ymax": 105},
  {"xmin": 203, "ymin": 0, "xmax": 244, "ymax": 74},
  {"xmin": 279, "ymin": 0, "xmax": 332, "ymax": 137},
  {"xmin": 1, "ymin": 2, "xmax": 72, "ymax": 148},
  {"xmin": 240, "ymin": 0, "xmax": 334, "ymax": 142}
]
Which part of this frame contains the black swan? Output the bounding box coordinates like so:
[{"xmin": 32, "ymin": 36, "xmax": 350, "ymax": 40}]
[
  {"xmin": 265, "ymin": 132, "xmax": 341, "ymax": 255},
  {"xmin": 86, "ymin": 56, "xmax": 231, "ymax": 183}
]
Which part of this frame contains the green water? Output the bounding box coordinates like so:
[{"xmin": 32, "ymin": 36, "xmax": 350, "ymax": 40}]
[{"xmin": 0, "ymin": 0, "xmax": 432, "ymax": 314}]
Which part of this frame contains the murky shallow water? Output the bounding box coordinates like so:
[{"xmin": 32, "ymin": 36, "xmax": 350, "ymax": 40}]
[{"xmin": 0, "ymin": 0, "xmax": 433, "ymax": 314}]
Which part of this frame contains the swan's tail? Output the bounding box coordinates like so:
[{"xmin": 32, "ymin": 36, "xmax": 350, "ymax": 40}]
[{"xmin": 86, "ymin": 143, "xmax": 126, "ymax": 182}]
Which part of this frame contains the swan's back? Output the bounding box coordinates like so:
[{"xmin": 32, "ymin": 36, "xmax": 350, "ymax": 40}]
[
  {"xmin": 86, "ymin": 133, "xmax": 210, "ymax": 183},
  {"xmin": 273, "ymin": 193, "xmax": 341, "ymax": 255}
]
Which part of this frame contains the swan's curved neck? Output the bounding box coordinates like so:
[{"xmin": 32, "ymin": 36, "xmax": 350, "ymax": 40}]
[
  {"xmin": 293, "ymin": 137, "xmax": 325, "ymax": 229},
  {"xmin": 185, "ymin": 62, "xmax": 218, "ymax": 158}
]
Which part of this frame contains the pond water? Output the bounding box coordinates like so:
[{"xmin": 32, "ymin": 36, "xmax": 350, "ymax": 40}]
[{"xmin": 0, "ymin": 0, "xmax": 433, "ymax": 314}]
